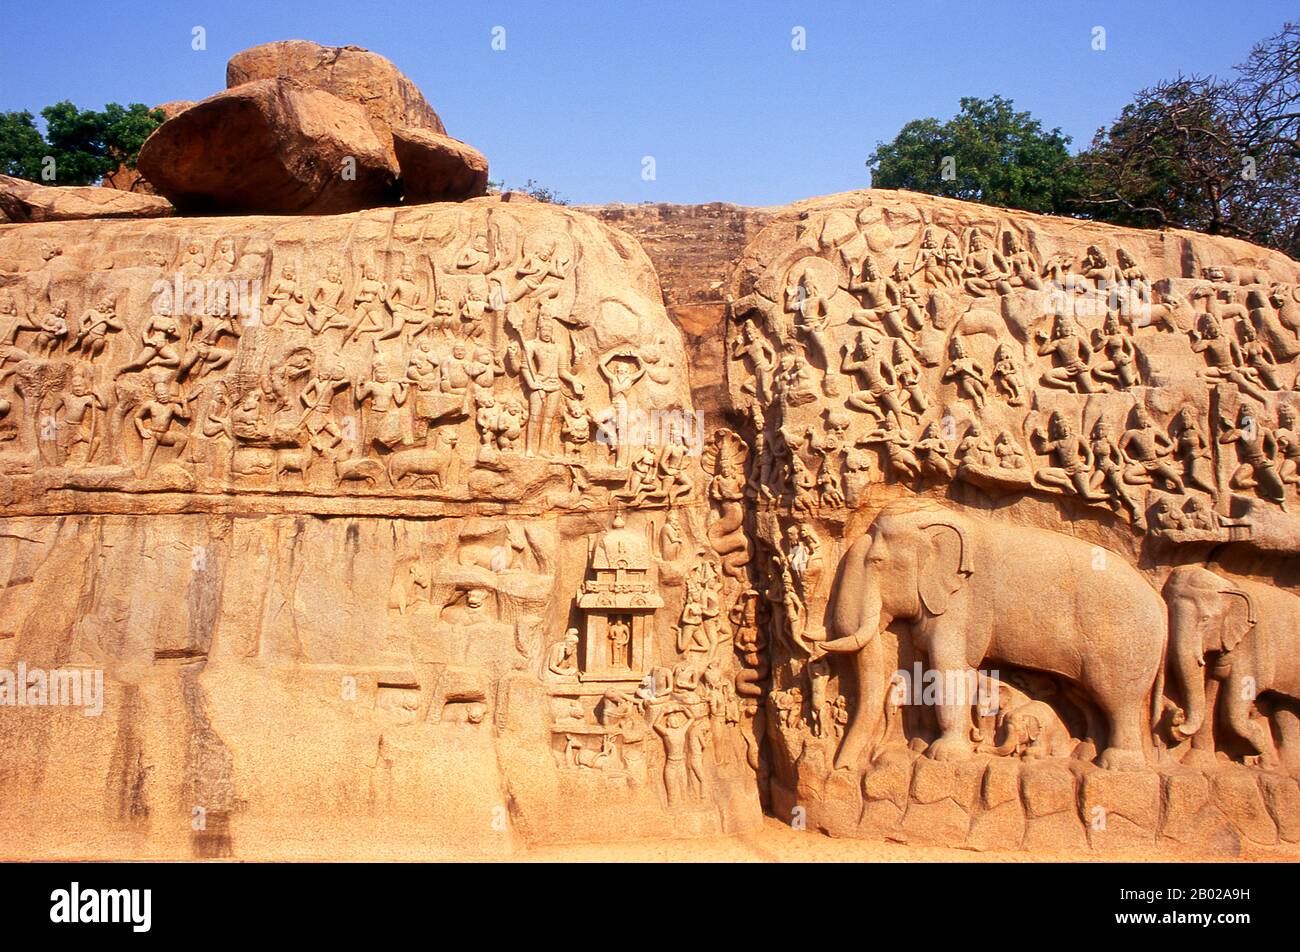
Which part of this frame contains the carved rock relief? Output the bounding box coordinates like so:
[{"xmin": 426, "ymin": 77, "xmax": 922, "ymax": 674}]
[
  {"xmin": 0, "ymin": 197, "xmax": 763, "ymax": 857},
  {"xmin": 725, "ymin": 189, "xmax": 1300, "ymax": 854}
]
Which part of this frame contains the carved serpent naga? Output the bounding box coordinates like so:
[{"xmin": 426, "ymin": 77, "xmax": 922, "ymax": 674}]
[{"xmin": 701, "ymin": 428, "xmax": 752, "ymax": 579}]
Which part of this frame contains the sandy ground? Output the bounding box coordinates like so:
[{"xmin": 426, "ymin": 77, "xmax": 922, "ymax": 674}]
[{"xmin": 510, "ymin": 815, "xmax": 1300, "ymax": 863}]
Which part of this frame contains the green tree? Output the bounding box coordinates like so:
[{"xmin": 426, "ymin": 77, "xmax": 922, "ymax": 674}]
[
  {"xmin": 867, "ymin": 95, "xmax": 1078, "ymax": 215},
  {"xmin": 1075, "ymin": 21, "xmax": 1299, "ymax": 256},
  {"xmin": 0, "ymin": 110, "xmax": 48, "ymax": 180},
  {"xmin": 0, "ymin": 101, "xmax": 165, "ymax": 186}
]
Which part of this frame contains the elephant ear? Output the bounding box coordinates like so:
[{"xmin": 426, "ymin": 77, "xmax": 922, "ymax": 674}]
[
  {"xmin": 917, "ymin": 521, "xmax": 974, "ymax": 617},
  {"xmin": 1023, "ymin": 714, "xmax": 1042, "ymax": 743},
  {"xmin": 1214, "ymin": 588, "xmax": 1257, "ymax": 653}
]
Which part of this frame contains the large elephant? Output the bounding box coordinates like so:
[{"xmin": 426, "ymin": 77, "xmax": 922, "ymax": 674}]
[
  {"xmin": 815, "ymin": 499, "xmax": 1166, "ymax": 770},
  {"xmin": 1164, "ymin": 565, "xmax": 1300, "ymax": 767}
]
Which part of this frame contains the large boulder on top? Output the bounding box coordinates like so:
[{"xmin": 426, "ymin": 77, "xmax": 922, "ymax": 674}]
[
  {"xmin": 227, "ymin": 40, "xmax": 446, "ymax": 155},
  {"xmin": 135, "ymin": 40, "xmax": 488, "ymax": 214},
  {"xmin": 0, "ymin": 173, "xmax": 174, "ymax": 222},
  {"xmin": 135, "ymin": 79, "xmax": 399, "ymax": 215},
  {"xmin": 392, "ymin": 127, "xmax": 489, "ymax": 204}
]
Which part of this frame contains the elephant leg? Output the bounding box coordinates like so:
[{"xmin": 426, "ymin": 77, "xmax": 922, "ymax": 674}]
[
  {"xmin": 1091, "ymin": 682, "xmax": 1146, "ymax": 770},
  {"xmin": 1182, "ymin": 676, "xmax": 1220, "ymax": 768},
  {"xmin": 832, "ymin": 634, "xmax": 885, "ymax": 770},
  {"xmin": 1221, "ymin": 674, "xmax": 1273, "ymax": 762},
  {"xmin": 924, "ymin": 637, "xmax": 975, "ymax": 761},
  {"xmin": 1271, "ymin": 705, "xmax": 1300, "ymax": 777}
]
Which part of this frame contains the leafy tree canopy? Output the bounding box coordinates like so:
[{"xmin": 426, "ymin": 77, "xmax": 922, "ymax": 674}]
[
  {"xmin": 0, "ymin": 101, "xmax": 165, "ymax": 185},
  {"xmin": 867, "ymin": 95, "xmax": 1078, "ymax": 215}
]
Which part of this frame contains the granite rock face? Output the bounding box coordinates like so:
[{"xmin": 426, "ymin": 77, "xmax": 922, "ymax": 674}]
[
  {"xmin": 0, "ymin": 196, "xmax": 758, "ymax": 858},
  {"xmin": 4, "ymin": 185, "xmax": 1300, "ymax": 859},
  {"xmin": 227, "ymin": 40, "xmax": 448, "ymax": 141},
  {"xmin": 726, "ymin": 189, "xmax": 1300, "ymax": 857},
  {"xmin": 0, "ymin": 174, "xmax": 174, "ymax": 223},
  {"xmin": 136, "ymin": 80, "xmax": 401, "ymax": 215}
]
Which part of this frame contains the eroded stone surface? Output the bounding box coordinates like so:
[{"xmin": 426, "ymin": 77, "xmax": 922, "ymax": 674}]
[
  {"xmin": 6, "ymin": 184, "xmax": 1300, "ymax": 859},
  {"xmin": 0, "ymin": 196, "xmax": 761, "ymax": 857},
  {"xmin": 727, "ymin": 188, "xmax": 1300, "ymax": 857}
]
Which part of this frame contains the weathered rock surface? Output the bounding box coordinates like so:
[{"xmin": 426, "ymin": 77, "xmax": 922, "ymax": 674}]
[
  {"xmin": 4, "ymin": 184, "xmax": 1300, "ymax": 860},
  {"xmin": 136, "ymin": 79, "xmax": 400, "ymax": 215},
  {"xmin": 137, "ymin": 41, "xmax": 486, "ymax": 215},
  {"xmin": 227, "ymin": 40, "xmax": 447, "ymax": 141},
  {"xmin": 392, "ymin": 127, "xmax": 489, "ymax": 205},
  {"xmin": 0, "ymin": 174, "xmax": 174, "ymax": 223},
  {"xmin": 0, "ymin": 195, "xmax": 764, "ymax": 859},
  {"xmin": 726, "ymin": 188, "xmax": 1300, "ymax": 858},
  {"xmin": 579, "ymin": 202, "xmax": 777, "ymax": 424}
]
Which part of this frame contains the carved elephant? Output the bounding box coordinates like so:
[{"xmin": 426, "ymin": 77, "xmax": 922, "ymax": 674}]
[
  {"xmin": 816, "ymin": 499, "xmax": 1167, "ymax": 770},
  {"xmin": 977, "ymin": 693, "xmax": 1076, "ymax": 759},
  {"xmin": 1164, "ymin": 565, "xmax": 1300, "ymax": 768}
]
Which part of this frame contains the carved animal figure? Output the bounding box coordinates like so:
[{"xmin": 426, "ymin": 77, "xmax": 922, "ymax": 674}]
[
  {"xmin": 333, "ymin": 454, "xmax": 388, "ymax": 487},
  {"xmin": 274, "ymin": 446, "xmax": 310, "ymax": 486},
  {"xmin": 976, "ymin": 688, "xmax": 1076, "ymax": 759},
  {"xmin": 387, "ymin": 431, "xmax": 459, "ymax": 488},
  {"xmin": 457, "ymin": 523, "xmax": 526, "ymax": 571},
  {"xmin": 817, "ymin": 499, "xmax": 1167, "ymax": 771},
  {"xmin": 1164, "ymin": 565, "xmax": 1300, "ymax": 772}
]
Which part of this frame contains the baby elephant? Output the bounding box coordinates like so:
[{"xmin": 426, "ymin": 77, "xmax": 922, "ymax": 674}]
[{"xmin": 977, "ymin": 687, "xmax": 1076, "ymax": 759}]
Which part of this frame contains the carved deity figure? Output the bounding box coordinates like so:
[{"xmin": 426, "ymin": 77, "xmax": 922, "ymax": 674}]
[
  {"xmin": 991, "ymin": 343, "xmax": 1026, "ymax": 405},
  {"xmin": 308, "ymin": 265, "xmax": 347, "ymax": 334},
  {"xmin": 344, "ymin": 263, "xmax": 390, "ymax": 344},
  {"xmin": 1173, "ymin": 406, "xmax": 1218, "ymax": 496},
  {"xmin": 1120, "ymin": 405, "xmax": 1185, "ymax": 493},
  {"xmin": 73, "ymin": 297, "xmax": 125, "ymax": 362},
  {"xmin": 941, "ymin": 336, "xmax": 988, "ymax": 410},
  {"xmin": 1030, "ymin": 410, "xmax": 1107, "ymax": 501},
  {"xmin": 1091, "ymin": 312, "xmax": 1140, "ymax": 390},
  {"xmin": 1090, "ymin": 418, "xmax": 1144, "ymax": 526},
  {"xmin": 731, "ymin": 319, "xmax": 776, "ymax": 406},
  {"xmin": 355, "ymin": 359, "xmax": 409, "ymax": 450},
  {"xmin": 264, "ymin": 265, "xmax": 307, "ymax": 327},
  {"xmin": 134, "ymin": 378, "xmax": 191, "ymax": 476},
  {"xmin": 1189, "ymin": 309, "xmax": 1270, "ymax": 403},
  {"xmin": 1036, "ymin": 314, "xmax": 1095, "ymax": 393},
  {"xmin": 842, "ymin": 331, "xmax": 915, "ymax": 426},
  {"xmin": 1218, "ymin": 404, "xmax": 1287, "ymax": 507},
  {"xmin": 520, "ymin": 319, "xmax": 579, "ymax": 456}
]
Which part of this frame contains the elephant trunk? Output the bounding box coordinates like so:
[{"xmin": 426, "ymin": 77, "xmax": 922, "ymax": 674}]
[
  {"xmin": 826, "ymin": 577, "xmax": 890, "ymax": 770},
  {"xmin": 980, "ymin": 717, "xmax": 1018, "ymax": 756},
  {"xmin": 823, "ymin": 580, "xmax": 888, "ymax": 654},
  {"xmin": 1168, "ymin": 597, "xmax": 1207, "ymax": 739}
]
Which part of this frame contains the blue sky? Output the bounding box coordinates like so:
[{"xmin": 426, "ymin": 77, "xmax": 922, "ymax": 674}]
[{"xmin": 1, "ymin": 1, "xmax": 1294, "ymax": 205}]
